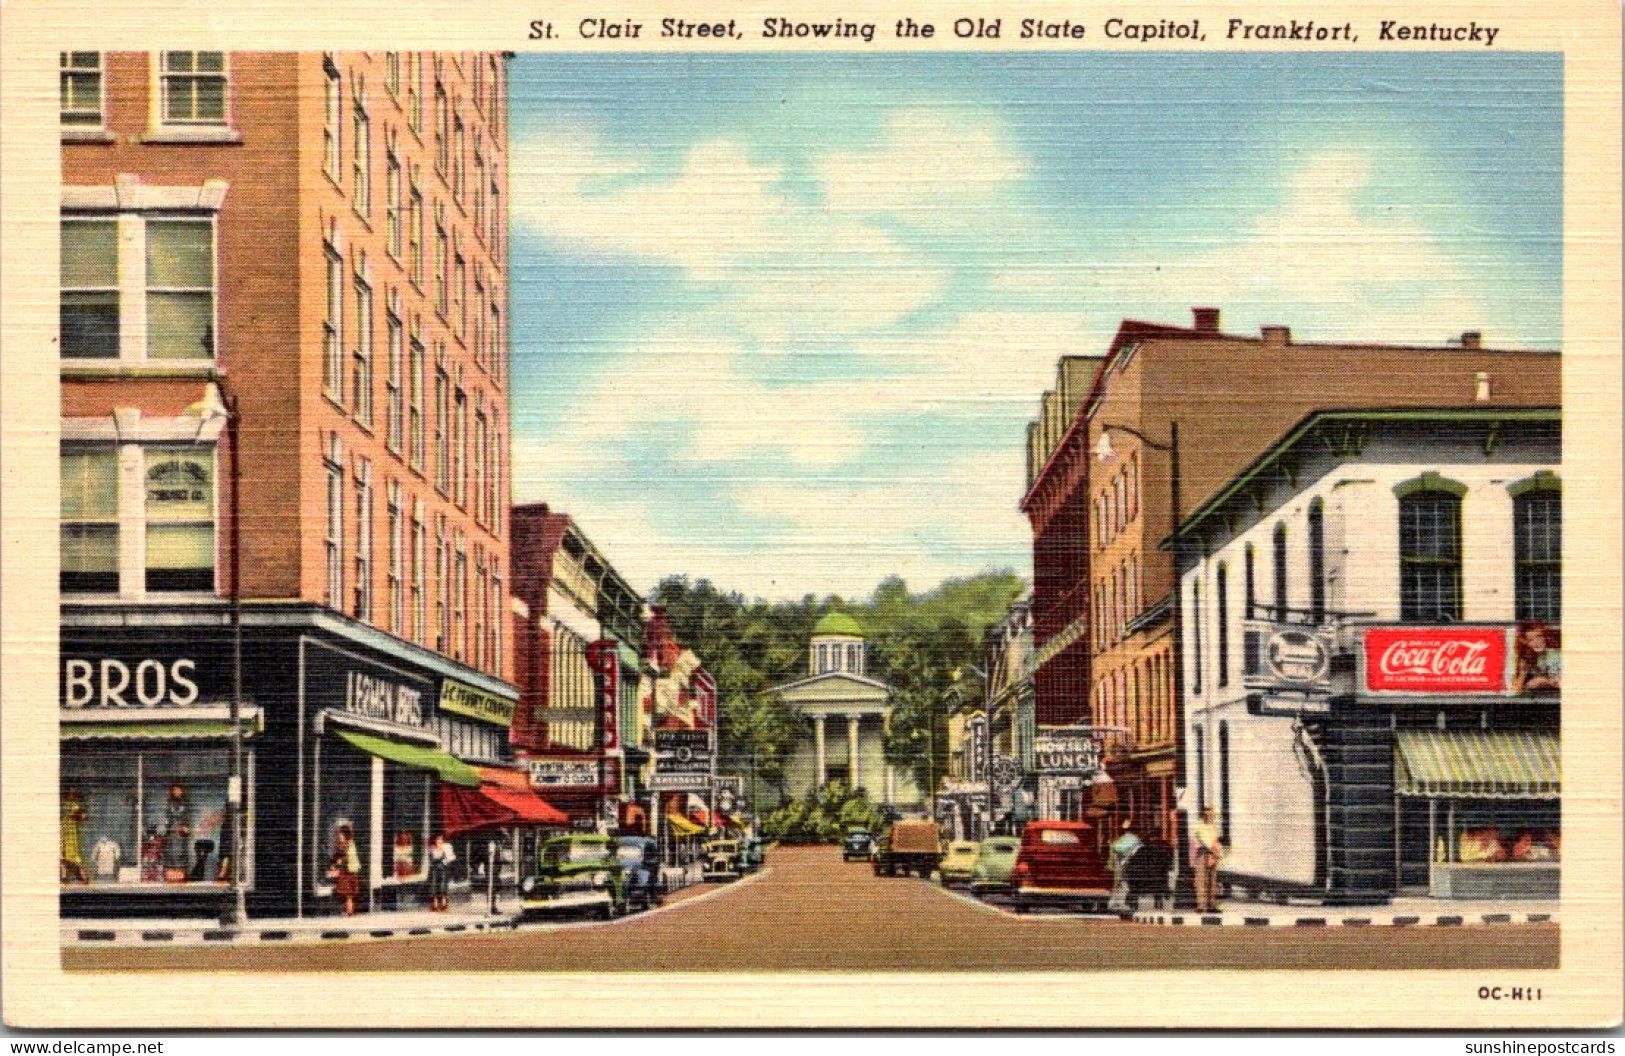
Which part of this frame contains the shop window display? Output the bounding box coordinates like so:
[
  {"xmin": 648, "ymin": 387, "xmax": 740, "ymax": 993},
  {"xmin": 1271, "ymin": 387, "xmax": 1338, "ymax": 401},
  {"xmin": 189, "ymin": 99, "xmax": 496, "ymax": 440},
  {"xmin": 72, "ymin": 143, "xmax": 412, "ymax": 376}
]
[
  {"xmin": 316, "ymin": 738, "xmax": 371, "ymax": 896},
  {"xmin": 384, "ymin": 762, "xmax": 430, "ymax": 884},
  {"xmin": 61, "ymin": 742, "xmax": 233, "ymax": 886}
]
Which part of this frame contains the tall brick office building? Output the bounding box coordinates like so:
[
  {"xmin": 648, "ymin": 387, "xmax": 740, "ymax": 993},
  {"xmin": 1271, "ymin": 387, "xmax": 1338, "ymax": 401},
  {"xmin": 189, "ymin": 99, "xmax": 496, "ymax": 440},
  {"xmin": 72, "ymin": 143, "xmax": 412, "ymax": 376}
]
[
  {"xmin": 1021, "ymin": 308, "xmax": 1560, "ymax": 858},
  {"xmin": 58, "ymin": 51, "xmax": 519, "ymax": 919}
]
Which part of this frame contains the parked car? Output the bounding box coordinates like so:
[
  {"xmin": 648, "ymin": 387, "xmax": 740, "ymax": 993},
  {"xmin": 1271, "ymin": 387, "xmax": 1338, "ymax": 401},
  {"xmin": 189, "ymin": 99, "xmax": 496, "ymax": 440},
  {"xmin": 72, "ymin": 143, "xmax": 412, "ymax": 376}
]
[
  {"xmin": 939, "ymin": 841, "xmax": 981, "ymax": 886},
  {"xmin": 872, "ymin": 819, "xmax": 944, "ymax": 878},
  {"xmin": 519, "ymin": 834, "xmax": 627, "ymax": 920},
  {"xmin": 842, "ymin": 827, "xmax": 875, "ymax": 861},
  {"xmin": 970, "ymin": 836, "xmax": 1021, "ymax": 895},
  {"xmin": 1009, "ymin": 820, "xmax": 1113, "ymax": 913},
  {"xmin": 738, "ymin": 835, "xmax": 765, "ymax": 872},
  {"xmin": 614, "ymin": 835, "xmax": 663, "ymax": 912},
  {"xmin": 702, "ymin": 838, "xmax": 742, "ymax": 881}
]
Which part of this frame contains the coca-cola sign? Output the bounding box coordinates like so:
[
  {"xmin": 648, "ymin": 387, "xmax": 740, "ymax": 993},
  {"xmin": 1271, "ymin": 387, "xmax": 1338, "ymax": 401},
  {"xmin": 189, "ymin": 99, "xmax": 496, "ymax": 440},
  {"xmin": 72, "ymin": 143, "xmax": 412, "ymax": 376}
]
[{"xmin": 1363, "ymin": 627, "xmax": 1509, "ymax": 694}]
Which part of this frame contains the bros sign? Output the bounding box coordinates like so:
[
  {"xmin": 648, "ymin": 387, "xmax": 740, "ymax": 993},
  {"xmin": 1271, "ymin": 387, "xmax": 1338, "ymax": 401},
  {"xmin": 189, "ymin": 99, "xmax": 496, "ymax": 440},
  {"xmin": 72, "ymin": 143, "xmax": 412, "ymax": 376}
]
[
  {"xmin": 63, "ymin": 657, "xmax": 200, "ymax": 708},
  {"xmin": 1363, "ymin": 627, "xmax": 1508, "ymax": 694}
]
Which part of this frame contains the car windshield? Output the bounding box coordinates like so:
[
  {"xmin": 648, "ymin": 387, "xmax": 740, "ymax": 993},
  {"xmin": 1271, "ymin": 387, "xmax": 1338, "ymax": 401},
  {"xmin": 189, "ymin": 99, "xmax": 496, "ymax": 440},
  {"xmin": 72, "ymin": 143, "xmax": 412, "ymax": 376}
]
[
  {"xmin": 983, "ymin": 841, "xmax": 1018, "ymax": 857},
  {"xmin": 616, "ymin": 845, "xmax": 647, "ymax": 865},
  {"xmin": 1037, "ymin": 829, "xmax": 1082, "ymax": 846},
  {"xmin": 542, "ymin": 841, "xmax": 607, "ymax": 866},
  {"xmin": 710, "ymin": 842, "xmax": 738, "ymax": 853}
]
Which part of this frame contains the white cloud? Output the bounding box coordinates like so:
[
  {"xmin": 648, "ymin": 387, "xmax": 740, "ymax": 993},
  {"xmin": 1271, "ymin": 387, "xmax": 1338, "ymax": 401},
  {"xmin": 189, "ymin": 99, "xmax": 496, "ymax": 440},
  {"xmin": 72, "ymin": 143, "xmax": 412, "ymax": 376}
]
[{"xmin": 818, "ymin": 108, "xmax": 1029, "ymax": 214}]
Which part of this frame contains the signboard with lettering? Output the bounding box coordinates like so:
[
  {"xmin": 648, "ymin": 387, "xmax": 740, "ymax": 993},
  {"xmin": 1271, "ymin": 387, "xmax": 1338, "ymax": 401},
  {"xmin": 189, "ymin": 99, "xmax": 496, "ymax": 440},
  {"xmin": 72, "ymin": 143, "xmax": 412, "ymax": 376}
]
[
  {"xmin": 63, "ymin": 656, "xmax": 203, "ymax": 709},
  {"xmin": 1363, "ymin": 627, "xmax": 1509, "ymax": 694},
  {"xmin": 586, "ymin": 640, "xmax": 620, "ymax": 750},
  {"xmin": 345, "ymin": 670, "xmax": 425, "ymax": 727},
  {"xmin": 714, "ymin": 776, "xmax": 744, "ymax": 815},
  {"xmin": 654, "ymin": 729, "xmax": 713, "ymax": 774},
  {"xmin": 439, "ymin": 678, "xmax": 516, "ymax": 728},
  {"xmin": 302, "ymin": 640, "xmax": 437, "ymax": 732},
  {"xmin": 1034, "ymin": 730, "xmax": 1105, "ymax": 777},
  {"xmin": 649, "ymin": 772, "xmax": 711, "ymax": 792},
  {"xmin": 527, "ymin": 759, "xmax": 601, "ymax": 789}
]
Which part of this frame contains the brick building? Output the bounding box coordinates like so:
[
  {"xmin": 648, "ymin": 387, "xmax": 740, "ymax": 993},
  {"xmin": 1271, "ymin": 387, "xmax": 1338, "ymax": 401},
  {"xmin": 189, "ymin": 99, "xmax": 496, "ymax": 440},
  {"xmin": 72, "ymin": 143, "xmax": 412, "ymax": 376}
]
[
  {"xmin": 58, "ymin": 51, "xmax": 522, "ymax": 919},
  {"xmin": 1021, "ymin": 308, "xmax": 1560, "ymax": 857}
]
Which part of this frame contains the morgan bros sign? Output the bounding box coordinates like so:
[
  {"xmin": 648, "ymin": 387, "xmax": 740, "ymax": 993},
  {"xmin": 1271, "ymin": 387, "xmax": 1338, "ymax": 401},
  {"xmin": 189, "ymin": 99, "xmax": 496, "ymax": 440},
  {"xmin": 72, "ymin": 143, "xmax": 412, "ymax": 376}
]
[{"xmin": 1363, "ymin": 628, "xmax": 1508, "ymax": 694}]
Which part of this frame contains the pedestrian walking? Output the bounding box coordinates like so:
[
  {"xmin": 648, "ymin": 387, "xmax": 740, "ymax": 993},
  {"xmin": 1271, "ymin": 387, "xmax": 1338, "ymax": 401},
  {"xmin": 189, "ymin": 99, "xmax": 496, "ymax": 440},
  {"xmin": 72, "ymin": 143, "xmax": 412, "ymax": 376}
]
[
  {"xmin": 1192, "ymin": 807, "xmax": 1223, "ymax": 913},
  {"xmin": 1107, "ymin": 817, "xmax": 1142, "ymax": 912},
  {"xmin": 428, "ymin": 832, "xmax": 457, "ymax": 911},
  {"xmin": 327, "ymin": 822, "xmax": 362, "ymax": 916}
]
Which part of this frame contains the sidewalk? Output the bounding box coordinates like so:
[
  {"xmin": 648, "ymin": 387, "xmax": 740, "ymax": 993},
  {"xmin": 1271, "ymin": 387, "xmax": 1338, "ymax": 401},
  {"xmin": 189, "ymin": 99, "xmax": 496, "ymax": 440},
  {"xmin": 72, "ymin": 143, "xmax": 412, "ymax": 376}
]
[
  {"xmin": 1129, "ymin": 895, "xmax": 1558, "ymax": 928},
  {"xmin": 64, "ymin": 901, "xmax": 521, "ymax": 948}
]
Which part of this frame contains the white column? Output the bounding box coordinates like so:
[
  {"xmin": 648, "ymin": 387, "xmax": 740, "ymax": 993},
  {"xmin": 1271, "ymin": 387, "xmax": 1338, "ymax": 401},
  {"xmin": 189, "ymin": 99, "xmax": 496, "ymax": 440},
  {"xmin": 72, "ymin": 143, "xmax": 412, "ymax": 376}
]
[
  {"xmin": 848, "ymin": 715, "xmax": 861, "ymax": 791},
  {"xmin": 884, "ymin": 765, "xmax": 895, "ymax": 805},
  {"xmin": 813, "ymin": 714, "xmax": 827, "ymax": 787}
]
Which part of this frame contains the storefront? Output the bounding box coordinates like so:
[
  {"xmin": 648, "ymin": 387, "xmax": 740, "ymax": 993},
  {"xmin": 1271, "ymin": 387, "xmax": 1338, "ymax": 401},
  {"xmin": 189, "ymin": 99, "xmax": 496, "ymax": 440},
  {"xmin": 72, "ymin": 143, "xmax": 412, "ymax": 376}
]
[{"xmin": 60, "ymin": 603, "xmax": 521, "ymax": 919}]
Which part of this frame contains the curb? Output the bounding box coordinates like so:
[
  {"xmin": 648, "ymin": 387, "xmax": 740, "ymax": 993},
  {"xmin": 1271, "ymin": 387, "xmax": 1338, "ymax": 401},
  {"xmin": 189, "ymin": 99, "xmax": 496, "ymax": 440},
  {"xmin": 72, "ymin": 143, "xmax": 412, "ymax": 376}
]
[
  {"xmin": 1128, "ymin": 910, "xmax": 1559, "ymax": 928},
  {"xmin": 65, "ymin": 915, "xmax": 523, "ymax": 949}
]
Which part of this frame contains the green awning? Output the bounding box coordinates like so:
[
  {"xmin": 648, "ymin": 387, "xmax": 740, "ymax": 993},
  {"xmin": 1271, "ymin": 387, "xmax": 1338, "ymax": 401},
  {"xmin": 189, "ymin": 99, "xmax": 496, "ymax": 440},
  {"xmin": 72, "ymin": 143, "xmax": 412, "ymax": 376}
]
[
  {"xmin": 333, "ymin": 728, "xmax": 482, "ymax": 787},
  {"xmin": 62, "ymin": 718, "xmax": 261, "ymax": 741},
  {"xmin": 1395, "ymin": 729, "xmax": 1560, "ymax": 799}
]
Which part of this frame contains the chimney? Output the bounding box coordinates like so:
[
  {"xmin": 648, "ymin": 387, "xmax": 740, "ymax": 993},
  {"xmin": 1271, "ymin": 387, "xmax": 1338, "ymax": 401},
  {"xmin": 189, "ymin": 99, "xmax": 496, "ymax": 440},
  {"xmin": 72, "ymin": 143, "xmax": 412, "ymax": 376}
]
[
  {"xmin": 1192, "ymin": 307, "xmax": 1221, "ymax": 333},
  {"xmin": 1460, "ymin": 331, "xmax": 1482, "ymax": 349},
  {"xmin": 1261, "ymin": 325, "xmax": 1291, "ymax": 346}
]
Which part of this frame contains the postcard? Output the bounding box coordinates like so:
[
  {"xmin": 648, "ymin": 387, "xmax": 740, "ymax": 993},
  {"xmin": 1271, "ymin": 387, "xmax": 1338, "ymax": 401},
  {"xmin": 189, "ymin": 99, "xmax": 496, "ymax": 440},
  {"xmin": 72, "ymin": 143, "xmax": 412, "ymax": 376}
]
[{"xmin": 1, "ymin": 0, "xmax": 1620, "ymax": 1031}]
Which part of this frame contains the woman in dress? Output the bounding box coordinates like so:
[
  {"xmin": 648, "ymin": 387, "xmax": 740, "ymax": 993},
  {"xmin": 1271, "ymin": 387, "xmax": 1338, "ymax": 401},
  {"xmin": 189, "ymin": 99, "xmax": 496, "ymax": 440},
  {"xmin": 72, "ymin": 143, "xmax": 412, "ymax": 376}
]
[{"xmin": 328, "ymin": 822, "xmax": 362, "ymax": 915}]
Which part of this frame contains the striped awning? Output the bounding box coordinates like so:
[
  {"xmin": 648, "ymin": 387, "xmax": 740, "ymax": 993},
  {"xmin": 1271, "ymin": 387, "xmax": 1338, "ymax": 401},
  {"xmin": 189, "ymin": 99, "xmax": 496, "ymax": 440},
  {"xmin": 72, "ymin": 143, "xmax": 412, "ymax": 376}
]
[{"xmin": 1394, "ymin": 730, "xmax": 1560, "ymax": 799}]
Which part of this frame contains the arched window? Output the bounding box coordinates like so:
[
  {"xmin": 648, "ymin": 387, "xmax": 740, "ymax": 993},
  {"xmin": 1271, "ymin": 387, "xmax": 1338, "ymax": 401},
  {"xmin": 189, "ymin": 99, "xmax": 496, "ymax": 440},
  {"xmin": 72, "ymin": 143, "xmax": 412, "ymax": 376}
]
[
  {"xmin": 1308, "ymin": 498, "xmax": 1326, "ymax": 624},
  {"xmin": 1128, "ymin": 452, "xmax": 1140, "ymax": 521},
  {"xmin": 1398, "ymin": 485, "xmax": 1464, "ymax": 621},
  {"xmin": 1191, "ymin": 579, "xmax": 1204, "ymax": 696},
  {"xmin": 1513, "ymin": 483, "xmax": 1560, "ymax": 624},
  {"xmin": 1273, "ymin": 523, "xmax": 1288, "ymax": 619},
  {"xmin": 1244, "ymin": 543, "xmax": 1256, "ymax": 619},
  {"xmin": 1114, "ymin": 473, "xmax": 1127, "ymax": 532},
  {"xmin": 1216, "ymin": 563, "xmax": 1229, "ymax": 688}
]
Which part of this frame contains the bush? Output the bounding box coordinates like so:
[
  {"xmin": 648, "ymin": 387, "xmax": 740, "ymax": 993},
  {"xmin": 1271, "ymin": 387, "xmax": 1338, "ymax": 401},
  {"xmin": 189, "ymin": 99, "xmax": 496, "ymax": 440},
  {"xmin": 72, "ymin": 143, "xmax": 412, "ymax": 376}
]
[{"xmin": 762, "ymin": 783, "xmax": 885, "ymax": 844}]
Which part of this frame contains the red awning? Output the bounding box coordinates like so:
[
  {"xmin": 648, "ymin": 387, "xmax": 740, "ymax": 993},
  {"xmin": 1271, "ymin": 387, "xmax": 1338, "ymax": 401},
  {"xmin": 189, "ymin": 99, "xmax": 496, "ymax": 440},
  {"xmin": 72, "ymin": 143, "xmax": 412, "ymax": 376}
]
[{"xmin": 439, "ymin": 767, "xmax": 570, "ymax": 836}]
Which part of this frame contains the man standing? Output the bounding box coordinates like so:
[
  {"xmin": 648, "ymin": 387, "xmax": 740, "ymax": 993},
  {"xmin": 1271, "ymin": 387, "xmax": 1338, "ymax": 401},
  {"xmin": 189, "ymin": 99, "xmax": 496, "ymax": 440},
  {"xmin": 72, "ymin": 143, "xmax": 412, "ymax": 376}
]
[
  {"xmin": 1108, "ymin": 818, "xmax": 1142, "ymax": 911},
  {"xmin": 1192, "ymin": 806, "xmax": 1223, "ymax": 913}
]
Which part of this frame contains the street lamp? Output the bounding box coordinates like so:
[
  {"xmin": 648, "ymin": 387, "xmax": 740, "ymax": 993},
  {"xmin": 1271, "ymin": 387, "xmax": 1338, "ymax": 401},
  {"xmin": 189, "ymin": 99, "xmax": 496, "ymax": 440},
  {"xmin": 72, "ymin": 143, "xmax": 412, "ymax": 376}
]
[{"xmin": 191, "ymin": 383, "xmax": 247, "ymax": 931}]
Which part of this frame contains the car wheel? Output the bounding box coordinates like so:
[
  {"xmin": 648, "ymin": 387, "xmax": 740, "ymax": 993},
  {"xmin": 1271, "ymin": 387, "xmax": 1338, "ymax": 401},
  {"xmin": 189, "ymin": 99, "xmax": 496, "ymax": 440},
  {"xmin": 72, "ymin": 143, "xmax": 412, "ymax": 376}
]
[{"xmin": 1013, "ymin": 903, "xmax": 1031, "ymax": 915}]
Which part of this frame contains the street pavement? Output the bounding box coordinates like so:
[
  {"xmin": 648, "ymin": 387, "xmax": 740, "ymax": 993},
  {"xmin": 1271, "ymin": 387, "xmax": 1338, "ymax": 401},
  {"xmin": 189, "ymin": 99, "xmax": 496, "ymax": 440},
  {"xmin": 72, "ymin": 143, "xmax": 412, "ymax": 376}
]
[{"xmin": 64, "ymin": 845, "xmax": 1558, "ymax": 971}]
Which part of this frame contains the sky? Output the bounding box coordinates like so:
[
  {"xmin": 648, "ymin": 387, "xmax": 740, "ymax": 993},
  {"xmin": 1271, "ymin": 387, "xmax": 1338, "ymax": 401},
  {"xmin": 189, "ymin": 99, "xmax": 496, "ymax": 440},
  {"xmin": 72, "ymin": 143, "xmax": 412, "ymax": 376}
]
[{"xmin": 505, "ymin": 52, "xmax": 1562, "ymax": 603}]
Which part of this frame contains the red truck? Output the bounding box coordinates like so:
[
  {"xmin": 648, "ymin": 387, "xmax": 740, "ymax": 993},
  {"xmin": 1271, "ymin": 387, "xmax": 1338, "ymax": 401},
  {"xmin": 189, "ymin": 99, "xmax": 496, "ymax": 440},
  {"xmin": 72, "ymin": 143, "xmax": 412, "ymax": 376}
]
[{"xmin": 1009, "ymin": 820, "xmax": 1113, "ymax": 913}]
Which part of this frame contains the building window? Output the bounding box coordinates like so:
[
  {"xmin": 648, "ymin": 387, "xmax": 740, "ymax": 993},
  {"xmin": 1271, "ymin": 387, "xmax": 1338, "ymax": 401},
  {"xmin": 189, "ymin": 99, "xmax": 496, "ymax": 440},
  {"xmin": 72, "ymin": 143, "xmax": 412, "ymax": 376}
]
[
  {"xmin": 59, "ymin": 219, "xmax": 119, "ymax": 359},
  {"xmin": 472, "ymin": 409, "xmax": 487, "ymax": 527},
  {"xmin": 1514, "ymin": 488, "xmax": 1561, "ymax": 624},
  {"xmin": 473, "ymin": 548, "xmax": 486, "ymax": 670},
  {"xmin": 408, "ymin": 174, "xmax": 424, "ymax": 285},
  {"xmin": 352, "ymin": 458, "xmax": 372, "ymax": 620},
  {"xmin": 405, "ymin": 53, "xmax": 421, "ymax": 133},
  {"xmin": 1243, "ymin": 543, "xmax": 1256, "ymax": 619},
  {"xmin": 1216, "ymin": 563, "xmax": 1229, "ymax": 688},
  {"xmin": 159, "ymin": 51, "xmax": 228, "ymax": 126},
  {"xmin": 60, "ymin": 448, "xmax": 119, "ymax": 593},
  {"xmin": 489, "ymin": 178, "xmax": 501, "ymax": 259},
  {"xmin": 1272, "ymin": 522, "xmax": 1288, "ymax": 620},
  {"xmin": 352, "ymin": 84, "xmax": 371, "ymax": 215},
  {"xmin": 351, "ymin": 274, "xmax": 373, "ymax": 427},
  {"xmin": 489, "ymin": 302, "xmax": 502, "ymax": 385},
  {"xmin": 322, "ymin": 58, "xmax": 341, "ymax": 179},
  {"xmin": 1218, "ymin": 721, "xmax": 1231, "ymax": 845},
  {"xmin": 1193, "ymin": 725, "xmax": 1206, "ymax": 812},
  {"xmin": 473, "ymin": 137, "xmax": 486, "ymax": 233},
  {"xmin": 489, "ymin": 560, "xmax": 503, "ymax": 674},
  {"xmin": 1191, "ymin": 579, "xmax": 1203, "ymax": 696},
  {"xmin": 411, "ymin": 500, "xmax": 427, "ymax": 643},
  {"xmin": 487, "ymin": 413, "xmax": 501, "ymax": 538},
  {"xmin": 385, "ymin": 53, "xmax": 400, "ymax": 98},
  {"xmin": 144, "ymin": 448, "xmax": 216, "ymax": 593},
  {"xmin": 453, "ymin": 534, "xmax": 467, "ymax": 661},
  {"xmin": 434, "ymin": 80, "xmax": 449, "ymax": 174},
  {"xmin": 323, "ymin": 247, "xmax": 344, "ymax": 401},
  {"xmin": 146, "ymin": 219, "xmax": 215, "ymax": 361},
  {"xmin": 408, "ymin": 331, "xmax": 425, "ymax": 472},
  {"xmin": 453, "ymin": 116, "xmax": 466, "ymax": 202},
  {"xmin": 434, "ymin": 358, "xmax": 450, "ymax": 494},
  {"xmin": 385, "ymin": 147, "xmax": 402, "ymax": 258},
  {"xmin": 435, "ymin": 515, "xmax": 449, "ymax": 651},
  {"xmin": 1308, "ymin": 498, "xmax": 1326, "ymax": 624},
  {"xmin": 385, "ymin": 301, "xmax": 403, "ymax": 453},
  {"xmin": 473, "ymin": 275, "xmax": 487, "ymax": 368},
  {"xmin": 386, "ymin": 480, "xmax": 403, "ymax": 634},
  {"xmin": 1399, "ymin": 490, "xmax": 1463, "ymax": 622},
  {"xmin": 433, "ymin": 208, "xmax": 447, "ymax": 316},
  {"xmin": 324, "ymin": 437, "xmax": 344, "ymax": 609},
  {"xmin": 453, "ymin": 249, "xmax": 466, "ymax": 336},
  {"xmin": 453, "ymin": 383, "xmax": 467, "ymax": 508},
  {"xmin": 60, "ymin": 52, "xmax": 103, "ymax": 126}
]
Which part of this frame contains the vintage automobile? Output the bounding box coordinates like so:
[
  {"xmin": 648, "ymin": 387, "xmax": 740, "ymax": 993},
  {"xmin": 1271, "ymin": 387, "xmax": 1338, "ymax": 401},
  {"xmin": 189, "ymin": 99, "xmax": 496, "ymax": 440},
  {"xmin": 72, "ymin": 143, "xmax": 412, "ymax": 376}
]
[
  {"xmin": 519, "ymin": 834, "xmax": 628, "ymax": 920},
  {"xmin": 969, "ymin": 836, "xmax": 1021, "ymax": 895},
  {"xmin": 842, "ymin": 826, "xmax": 876, "ymax": 861},
  {"xmin": 939, "ymin": 840, "xmax": 981, "ymax": 886},
  {"xmin": 702, "ymin": 838, "xmax": 742, "ymax": 881},
  {"xmin": 871, "ymin": 819, "xmax": 944, "ymax": 878},
  {"xmin": 1009, "ymin": 820, "xmax": 1113, "ymax": 913},
  {"xmin": 737, "ymin": 835, "xmax": 766, "ymax": 872},
  {"xmin": 614, "ymin": 835, "xmax": 663, "ymax": 912}
]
